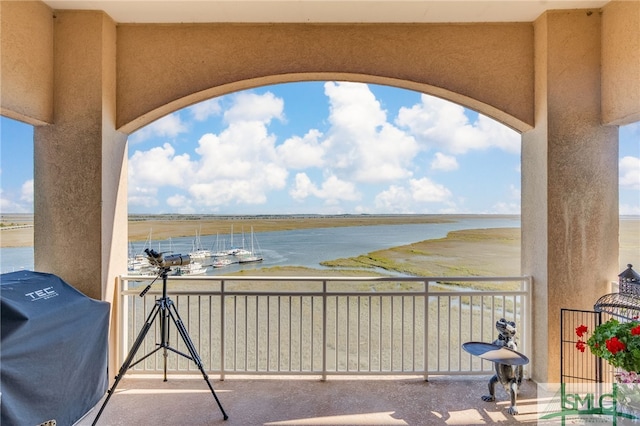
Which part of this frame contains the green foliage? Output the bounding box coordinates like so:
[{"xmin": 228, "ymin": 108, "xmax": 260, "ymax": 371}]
[{"xmin": 580, "ymin": 319, "xmax": 640, "ymax": 373}]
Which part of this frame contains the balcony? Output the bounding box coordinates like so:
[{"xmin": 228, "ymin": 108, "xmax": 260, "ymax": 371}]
[
  {"xmin": 76, "ymin": 375, "xmax": 546, "ymax": 425},
  {"xmin": 79, "ymin": 274, "xmax": 540, "ymax": 424}
]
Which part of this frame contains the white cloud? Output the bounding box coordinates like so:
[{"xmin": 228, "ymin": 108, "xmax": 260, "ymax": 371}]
[
  {"xmin": 0, "ymin": 189, "xmax": 29, "ymax": 213},
  {"xmin": 0, "ymin": 179, "xmax": 34, "ymax": 213},
  {"xmin": 374, "ymin": 177, "xmax": 453, "ymax": 213},
  {"xmin": 620, "ymin": 203, "xmax": 640, "ymax": 215},
  {"xmin": 620, "ymin": 156, "xmax": 640, "ymax": 190},
  {"xmin": 129, "ymin": 143, "xmax": 195, "ymax": 188},
  {"xmin": 396, "ymin": 94, "xmax": 520, "ymax": 154},
  {"xmin": 321, "ymin": 82, "xmax": 419, "ymax": 184},
  {"xmin": 320, "ymin": 175, "xmax": 361, "ymax": 204},
  {"xmin": 129, "ymin": 113, "xmax": 189, "ymax": 144},
  {"xmin": 128, "ymin": 92, "xmax": 289, "ymax": 210},
  {"xmin": 20, "ymin": 179, "xmax": 33, "ymax": 203},
  {"xmin": 509, "ymin": 184, "xmax": 521, "ymax": 200},
  {"xmin": 289, "ymin": 173, "xmax": 315, "ymax": 201},
  {"xmin": 128, "ymin": 143, "xmax": 195, "ymax": 208},
  {"xmin": 188, "ymin": 98, "xmax": 222, "ymax": 121},
  {"xmin": 430, "ymin": 152, "xmax": 459, "ymax": 171},
  {"xmin": 374, "ymin": 185, "xmax": 414, "ymax": 213},
  {"xmin": 276, "ymin": 130, "xmax": 325, "ymax": 169},
  {"xmin": 166, "ymin": 194, "xmax": 196, "ymax": 214},
  {"xmin": 224, "ymin": 91, "xmax": 284, "ymax": 124},
  {"xmin": 125, "ymin": 84, "xmax": 526, "ymax": 213},
  {"xmin": 289, "ymin": 172, "xmax": 360, "ymax": 204},
  {"xmin": 127, "ymin": 186, "xmax": 159, "ymax": 209},
  {"xmin": 477, "ymin": 115, "xmax": 520, "ymax": 153},
  {"xmin": 409, "ymin": 177, "xmax": 453, "ymax": 202}
]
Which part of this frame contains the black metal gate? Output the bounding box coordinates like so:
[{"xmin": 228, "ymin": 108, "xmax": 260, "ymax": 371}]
[{"xmin": 560, "ymin": 308, "xmax": 615, "ymax": 398}]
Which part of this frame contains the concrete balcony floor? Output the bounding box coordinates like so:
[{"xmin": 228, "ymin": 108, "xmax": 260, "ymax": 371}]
[{"xmin": 76, "ymin": 375, "xmax": 550, "ymax": 425}]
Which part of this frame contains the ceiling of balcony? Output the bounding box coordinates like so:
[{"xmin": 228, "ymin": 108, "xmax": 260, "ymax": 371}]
[{"xmin": 42, "ymin": 0, "xmax": 611, "ymax": 24}]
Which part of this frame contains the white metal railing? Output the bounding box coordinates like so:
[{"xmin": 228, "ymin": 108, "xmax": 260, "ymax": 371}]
[{"xmin": 118, "ymin": 275, "xmax": 531, "ymax": 380}]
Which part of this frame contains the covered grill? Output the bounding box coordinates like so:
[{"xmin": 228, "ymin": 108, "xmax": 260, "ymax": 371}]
[{"xmin": 0, "ymin": 271, "xmax": 110, "ymax": 426}]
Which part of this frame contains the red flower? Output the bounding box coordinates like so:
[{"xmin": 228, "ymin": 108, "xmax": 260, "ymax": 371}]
[
  {"xmin": 606, "ymin": 337, "xmax": 626, "ymax": 354},
  {"xmin": 631, "ymin": 325, "xmax": 640, "ymax": 336},
  {"xmin": 575, "ymin": 324, "xmax": 588, "ymax": 338},
  {"xmin": 576, "ymin": 340, "xmax": 586, "ymax": 352}
]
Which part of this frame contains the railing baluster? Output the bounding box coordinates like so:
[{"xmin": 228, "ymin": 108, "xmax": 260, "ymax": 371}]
[
  {"xmin": 233, "ymin": 295, "xmax": 238, "ymax": 371},
  {"xmin": 220, "ymin": 280, "xmax": 225, "ymax": 380},
  {"xmin": 255, "ymin": 295, "xmax": 259, "ymax": 372},
  {"xmin": 401, "ymin": 295, "xmax": 405, "ymax": 372},
  {"xmin": 424, "ymin": 281, "xmax": 428, "ymax": 380},
  {"xmin": 349, "ymin": 296, "xmax": 352, "ymax": 372},
  {"xmin": 288, "ymin": 295, "xmax": 292, "ymax": 372},
  {"xmin": 209, "ymin": 296, "xmax": 213, "ymax": 371},
  {"xmin": 378, "ymin": 294, "xmax": 382, "ymax": 373},
  {"xmin": 308, "ymin": 295, "xmax": 311, "ymax": 373},
  {"xmin": 412, "ymin": 295, "xmax": 416, "ymax": 373},
  {"xmin": 390, "ymin": 295, "xmax": 394, "ymax": 372},
  {"xmin": 457, "ymin": 295, "xmax": 462, "ymax": 372},
  {"xmin": 242, "ymin": 296, "xmax": 249, "ymax": 372},
  {"xmin": 357, "ymin": 296, "xmax": 361, "ymax": 372},
  {"xmin": 119, "ymin": 275, "xmax": 529, "ymax": 378},
  {"xmin": 322, "ymin": 281, "xmax": 327, "ymax": 380},
  {"xmin": 368, "ymin": 295, "xmax": 372, "ymax": 373}
]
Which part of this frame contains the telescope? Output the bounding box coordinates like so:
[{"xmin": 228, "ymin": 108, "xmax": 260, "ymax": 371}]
[
  {"xmin": 93, "ymin": 248, "xmax": 228, "ymax": 424},
  {"xmin": 144, "ymin": 248, "xmax": 191, "ymax": 268}
]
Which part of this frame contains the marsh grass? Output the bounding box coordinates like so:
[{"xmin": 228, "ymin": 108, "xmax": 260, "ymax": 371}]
[{"xmin": 320, "ymin": 228, "xmax": 522, "ymax": 278}]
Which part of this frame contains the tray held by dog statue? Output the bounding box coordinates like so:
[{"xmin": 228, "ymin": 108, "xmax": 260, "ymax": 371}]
[{"xmin": 462, "ymin": 341, "xmax": 529, "ymax": 366}]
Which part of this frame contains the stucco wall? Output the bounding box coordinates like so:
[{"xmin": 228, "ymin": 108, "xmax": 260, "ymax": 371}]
[
  {"xmin": 0, "ymin": 1, "xmax": 53, "ymax": 125},
  {"xmin": 524, "ymin": 9, "xmax": 620, "ymax": 384},
  {"xmin": 115, "ymin": 23, "xmax": 535, "ymax": 134},
  {"xmin": 33, "ymin": 10, "xmax": 128, "ymax": 302},
  {"xmin": 1, "ymin": 0, "xmax": 638, "ymax": 385}
]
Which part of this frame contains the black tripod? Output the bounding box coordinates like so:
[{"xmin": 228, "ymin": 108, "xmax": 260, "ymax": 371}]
[{"xmin": 92, "ymin": 267, "xmax": 228, "ymax": 424}]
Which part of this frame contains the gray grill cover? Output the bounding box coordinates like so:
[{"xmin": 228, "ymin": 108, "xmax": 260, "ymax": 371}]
[{"xmin": 1, "ymin": 271, "xmax": 110, "ymax": 426}]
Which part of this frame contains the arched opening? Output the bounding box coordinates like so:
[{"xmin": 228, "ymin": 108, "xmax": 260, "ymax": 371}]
[
  {"xmin": 127, "ymin": 82, "xmax": 522, "ymax": 216},
  {"xmin": 124, "ymin": 81, "xmax": 524, "ymax": 277},
  {"xmin": 1, "ymin": 86, "xmax": 637, "ymax": 275}
]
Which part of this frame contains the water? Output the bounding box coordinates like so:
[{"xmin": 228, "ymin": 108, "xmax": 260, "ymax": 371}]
[{"xmin": 0, "ymin": 217, "xmax": 520, "ymax": 275}]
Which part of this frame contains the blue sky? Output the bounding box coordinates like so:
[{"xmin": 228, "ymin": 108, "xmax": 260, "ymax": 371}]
[{"xmin": 1, "ymin": 81, "xmax": 639, "ymax": 215}]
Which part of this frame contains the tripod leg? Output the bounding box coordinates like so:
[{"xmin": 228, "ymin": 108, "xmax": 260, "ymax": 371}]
[
  {"xmin": 161, "ymin": 299, "xmax": 169, "ymax": 382},
  {"xmin": 92, "ymin": 303, "xmax": 161, "ymax": 425},
  {"xmin": 167, "ymin": 300, "xmax": 229, "ymax": 420}
]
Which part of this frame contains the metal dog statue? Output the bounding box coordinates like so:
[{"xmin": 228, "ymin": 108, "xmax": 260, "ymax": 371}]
[{"xmin": 481, "ymin": 318, "xmax": 524, "ymax": 415}]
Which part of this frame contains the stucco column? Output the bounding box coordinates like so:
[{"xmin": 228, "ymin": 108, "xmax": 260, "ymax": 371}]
[
  {"xmin": 522, "ymin": 10, "xmax": 619, "ymax": 385},
  {"xmin": 33, "ymin": 10, "xmax": 128, "ymax": 304}
]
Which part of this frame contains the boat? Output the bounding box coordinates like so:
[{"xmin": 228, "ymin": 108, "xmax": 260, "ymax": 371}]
[
  {"xmin": 236, "ymin": 227, "xmax": 263, "ymax": 264},
  {"xmin": 229, "ymin": 247, "xmax": 251, "ymax": 256},
  {"xmin": 211, "ymin": 233, "xmax": 231, "ymax": 257},
  {"xmin": 127, "ymin": 254, "xmax": 153, "ymax": 275},
  {"xmin": 127, "ymin": 233, "xmax": 154, "ymax": 275},
  {"xmin": 221, "ymin": 224, "xmax": 252, "ymax": 257},
  {"xmin": 172, "ymin": 261, "xmax": 208, "ymax": 276},
  {"xmin": 212, "ymin": 258, "xmax": 233, "ymax": 268},
  {"xmin": 188, "ymin": 230, "xmax": 213, "ymax": 263}
]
